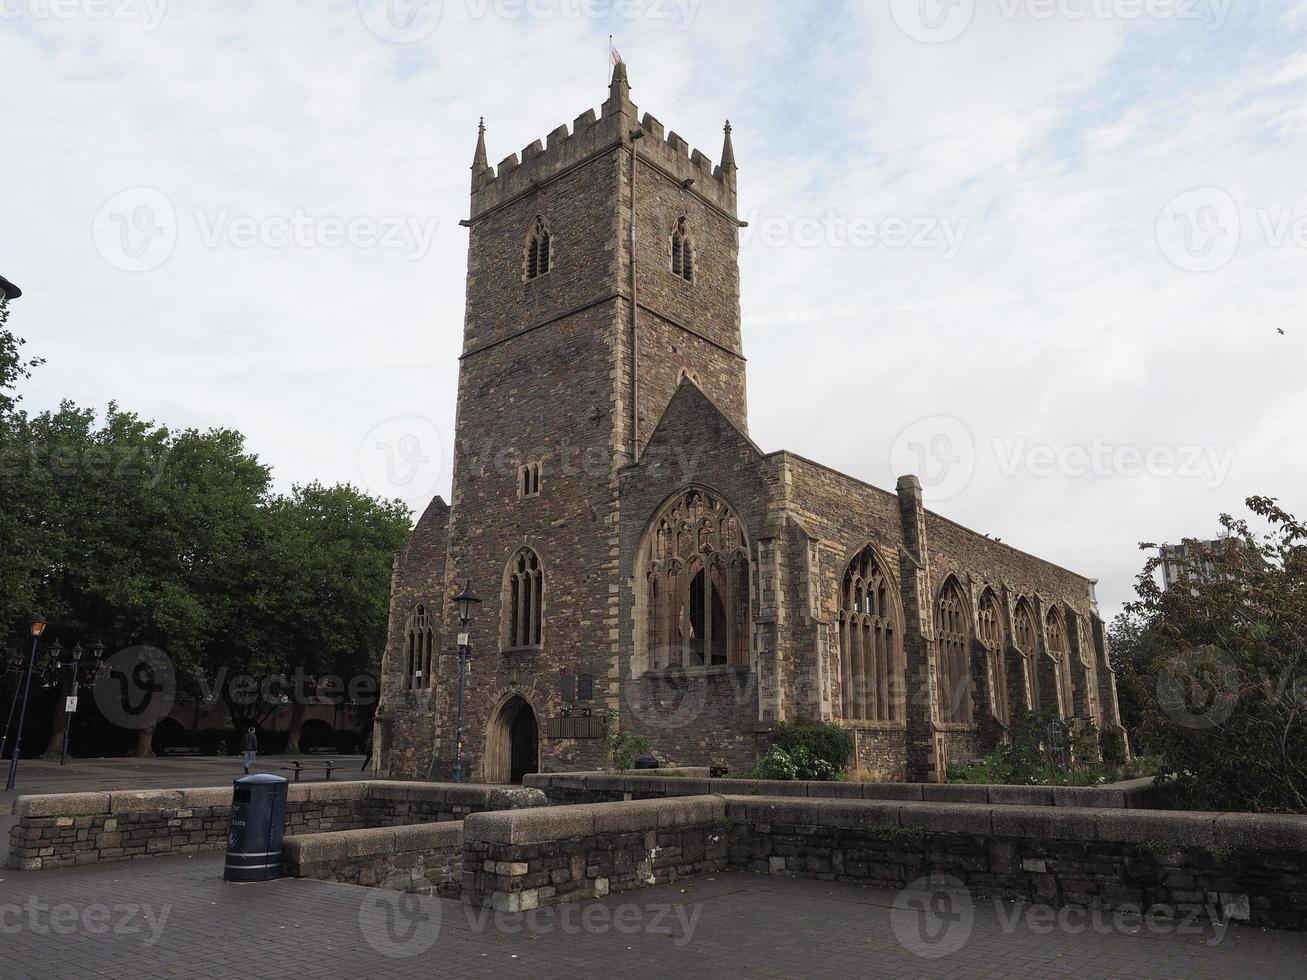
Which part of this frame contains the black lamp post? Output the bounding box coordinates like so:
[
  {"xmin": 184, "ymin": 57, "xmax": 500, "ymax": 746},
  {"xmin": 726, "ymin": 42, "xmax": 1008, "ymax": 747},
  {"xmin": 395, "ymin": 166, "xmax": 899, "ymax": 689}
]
[
  {"xmin": 1, "ymin": 647, "xmax": 32, "ymax": 761},
  {"xmin": 53, "ymin": 640, "xmax": 100, "ymax": 766},
  {"xmin": 452, "ymin": 581, "xmax": 481, "ymax": 784},
  {"xmin": 5, "ymin": 616, "xmax": 48, "ymax": 791}
]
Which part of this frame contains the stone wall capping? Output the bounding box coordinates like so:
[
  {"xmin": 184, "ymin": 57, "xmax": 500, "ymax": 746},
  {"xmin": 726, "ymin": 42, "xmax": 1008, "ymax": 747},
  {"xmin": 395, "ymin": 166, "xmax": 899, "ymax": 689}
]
[
  {"xmin": 1095, "ymin": 808, "xmax": 1217, "ymax": 847},
  {"xmin": 390, "ymin": 821, "xmax": 463, "ymax": 852},
  {"xmin": 860, "ymin": 783, "xmax": 924, "ymax": 802},
  {"xmin": 991, "ymin": 804, "xmax": 1100, "ymax": 842},
  {"xmin": 723, "ymin": 795, "xmax": 903, "ymax": 830},
  {"xmin": 1052, "ymin": 786, "xmax": 1127, "ymax": 809},
  {"xmin": 591, "ymin": 799, "xmax": 665, "ymax": 835},
  {"xmin": 180, "ymin": 786, "xmax": 235, "ymax": 809},
  {"xmin": 1213, "ymin": 812, "xmax": 1307, "ymax": 853},
  {"xmin": 624, "ymin": 775, "xmax": 711, "ymax": 796},
  {"xmin": 307, "ymin": 781, "xmax": 370, "ymax": 803},
  {"xmin": 362, "ymin": 781, "xmax": 420, "ymax": 802},
  {"xmin": 12, "ymin": 792, "xmax": 112, "ymax": 818},
  {"xmin": 987, "ymin": 786, "xmax": 1055, "ymax": 807},
  {"xmin": 900, "ymin": 802, "xmax": 995, "ymax": 836},
  {"xmin": 109, "ymin": 790, "xmax": 185, "ymax": 814},
  {"xmin": 283, "ymin": 831, "xmax": 349, "ymax": 866},
  {"xmin": 921, "ymin": 784, "xmax": 990, "ymax": 804},
  {"xmin": 341, "ymin": 826, "xmax": 399, "ymax": 859}
]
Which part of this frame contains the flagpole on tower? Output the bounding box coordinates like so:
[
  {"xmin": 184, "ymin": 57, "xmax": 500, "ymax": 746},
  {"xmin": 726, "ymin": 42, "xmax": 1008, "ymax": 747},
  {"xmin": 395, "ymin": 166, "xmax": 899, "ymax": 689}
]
[{"xmin": 609, "ymin": 34, "xmax": 615, "ymax": 84}]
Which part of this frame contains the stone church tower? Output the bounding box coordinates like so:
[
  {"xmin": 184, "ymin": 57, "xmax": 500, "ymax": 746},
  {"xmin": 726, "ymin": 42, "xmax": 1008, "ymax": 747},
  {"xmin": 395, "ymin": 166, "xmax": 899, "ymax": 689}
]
[{"xmin": 375, "ymin": 65, "xmax": 1127, "ymax": 784}]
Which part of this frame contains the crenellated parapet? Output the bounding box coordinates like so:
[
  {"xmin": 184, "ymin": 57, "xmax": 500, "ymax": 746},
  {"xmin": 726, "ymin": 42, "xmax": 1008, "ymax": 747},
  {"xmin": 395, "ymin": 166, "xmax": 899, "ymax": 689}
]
[{"xmin": 470, "ymin": 62, "xmax": 738, "ymax": 220}]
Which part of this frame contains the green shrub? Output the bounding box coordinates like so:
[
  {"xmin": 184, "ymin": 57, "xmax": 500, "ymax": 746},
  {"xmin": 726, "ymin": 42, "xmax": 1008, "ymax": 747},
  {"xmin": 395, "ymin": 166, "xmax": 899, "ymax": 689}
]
[
  {"xmin": 771, "ymin": 720, "xmax": 854, "ymax": 773},
  {"xmin": 601, "ymin": 710, "xmax": 651, "ymax": 772},
  {"xmin": 753, "ymin": 745, "xmax": 799, "ymax": 780}
]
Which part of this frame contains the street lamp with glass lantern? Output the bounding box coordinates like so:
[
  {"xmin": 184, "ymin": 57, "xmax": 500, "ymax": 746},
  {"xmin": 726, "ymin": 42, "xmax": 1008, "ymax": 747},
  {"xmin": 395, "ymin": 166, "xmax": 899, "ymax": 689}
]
[
  {"xmin": 5, "ymin": 616, "xmax": 48, "ymax": 791},
  {"xmin": 451, "ymin": 581, "xmax": 481, "ymax": 784}
]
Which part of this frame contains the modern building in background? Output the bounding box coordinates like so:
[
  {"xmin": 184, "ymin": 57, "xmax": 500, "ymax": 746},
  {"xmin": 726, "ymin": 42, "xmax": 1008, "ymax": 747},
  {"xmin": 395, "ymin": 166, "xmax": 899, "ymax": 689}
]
[
  {"xmin": 374, "ymin": 66, "xmax": 1126, "ymax": 784},
  {"xmin": 1158, "ymin": 538, "xmax": 1246, "ymax": 592}
]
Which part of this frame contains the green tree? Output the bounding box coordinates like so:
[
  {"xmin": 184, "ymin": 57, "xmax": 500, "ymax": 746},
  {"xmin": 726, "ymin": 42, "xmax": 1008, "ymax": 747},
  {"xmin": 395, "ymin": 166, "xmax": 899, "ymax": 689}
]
[
  {"xmin": 0, "ymin": 299, "xmax": 42, "ymax": 415},
  {"xmin": 13, "ymin": 406, "xmax": 272, "ymax": 755},
  {"xmin": 246, "ymin": 483, "xmax": 411, "ymax": 751},
  {"xmin": 1126, "ymin": 497, "xmax": 1307, "ymax": 813}
]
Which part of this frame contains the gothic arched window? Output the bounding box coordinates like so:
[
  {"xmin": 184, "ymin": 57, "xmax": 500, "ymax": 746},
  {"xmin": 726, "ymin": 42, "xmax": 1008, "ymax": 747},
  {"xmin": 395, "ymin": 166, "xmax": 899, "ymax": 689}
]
[
  {"xmin": 936, "ymin": 578, "xmax": 972, "ymax": 724},
  {"xmin": 405, "ymin": 604, "xmax": 434, "ymax": 691},
  {"xmin": 1013, "ymin": 598, "xmax": 1039, "ymax": 711},
  {"xmin": 504, "ymin": 548, "xmax": 544, "ymax": 649},
  {"xmin": 1045, "ymin": 607, "xmax": 1075, "ymax": 717},
  {"xmin": 642, "ymin": 489, "xmax": 749, "ymax": 670},
  {"xmin": 525, "ymin": 216, "xmax": 552, "ymax": 281},
  {"xmin": 977, "ymin": 589, "xmax": 1008, "ymax": 724},
  {"xmin": 839, "ymin": 546, "xmax": 904, "ymax": 723},
  {"xmin": 671, "ymin": 217, "xmax": 694, "ymax": 283}
]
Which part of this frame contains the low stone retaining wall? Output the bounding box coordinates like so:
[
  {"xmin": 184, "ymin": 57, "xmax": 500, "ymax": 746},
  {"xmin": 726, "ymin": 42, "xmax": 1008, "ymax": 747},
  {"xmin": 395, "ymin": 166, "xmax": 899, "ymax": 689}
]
[
  {"xmin": 7, "ymin": 781, "xmax": 545, "ymax": 871},
  {"xmin": 524, "ymin": 773, "xmax": 1154, "ymax": 809},
  {"xmin": 731, "ymin": 797, "xmax": 1307, "ymax": 929},
  {"xmin": 462, "ymin": 796, "xmax": 729, "ymax": 911},
  {"xmin": 460, "ymin": 794, "xmax": 1307, "ymax": 928},
  {"xmin": 283, "ymin": 821, "xmax": 464, "ymax": 897}
]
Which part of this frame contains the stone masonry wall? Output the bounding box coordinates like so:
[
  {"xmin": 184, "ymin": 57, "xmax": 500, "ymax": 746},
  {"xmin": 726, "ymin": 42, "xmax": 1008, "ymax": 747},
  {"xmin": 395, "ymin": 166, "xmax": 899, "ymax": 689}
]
[
  {"xmin": 7, "ymin": 781, "xmax": 545, "ymax": 871},
  {"xmin": 463, "ymin": 793, "xmax": 1307, "ymax": 929},
  {"xmin": 462, "ymin": 796, "xmax": 729, "ymax": 911},
  {"xmin": 727, "ymin": 797, "xmax": 1307, "ymax": 930},
  {"xmin": 523, "ymin": 773, "xmax": 1156, "ymax": 810},
  {"xmin": 377, "ymin": 497, "xmax": 449, "ymax": 778},
  {"xmin": 283, "ymin": 822, "xmax": 464, "ymax": 898}
]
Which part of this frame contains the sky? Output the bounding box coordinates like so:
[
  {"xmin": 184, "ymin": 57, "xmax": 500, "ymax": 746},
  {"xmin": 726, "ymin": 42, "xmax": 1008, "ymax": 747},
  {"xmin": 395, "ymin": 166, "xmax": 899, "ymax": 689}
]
[{"xmin": 2, "ymin": 0, "xmax": 1305, "ymax": 622}]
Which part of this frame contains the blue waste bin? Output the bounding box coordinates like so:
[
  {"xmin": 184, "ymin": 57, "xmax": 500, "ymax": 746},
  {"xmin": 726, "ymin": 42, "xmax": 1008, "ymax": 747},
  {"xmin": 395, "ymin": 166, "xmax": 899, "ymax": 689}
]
[{"xmin": 224, "ymin": 773, "xmax": 289, "ymax": 882}]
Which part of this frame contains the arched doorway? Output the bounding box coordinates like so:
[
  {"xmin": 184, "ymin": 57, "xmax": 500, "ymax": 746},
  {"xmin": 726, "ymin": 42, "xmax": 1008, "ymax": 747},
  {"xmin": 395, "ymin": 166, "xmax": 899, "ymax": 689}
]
[{"xmin": 485, "ymin": 695, "xmax": 539, "ymax": 784}]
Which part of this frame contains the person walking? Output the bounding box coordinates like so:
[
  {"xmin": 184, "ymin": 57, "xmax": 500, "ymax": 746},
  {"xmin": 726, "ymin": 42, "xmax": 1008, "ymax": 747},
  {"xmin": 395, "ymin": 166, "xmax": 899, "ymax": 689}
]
[{"xmin": 241, "ymin": 727, "xmax": 258, "ymax": 774}]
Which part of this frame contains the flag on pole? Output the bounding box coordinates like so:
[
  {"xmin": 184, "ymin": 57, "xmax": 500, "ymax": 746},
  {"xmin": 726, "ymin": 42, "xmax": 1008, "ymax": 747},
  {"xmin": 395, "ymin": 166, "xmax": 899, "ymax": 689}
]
[{"xmin": 611, "ymin": 40, "xmax": 622, "ymax": 66}]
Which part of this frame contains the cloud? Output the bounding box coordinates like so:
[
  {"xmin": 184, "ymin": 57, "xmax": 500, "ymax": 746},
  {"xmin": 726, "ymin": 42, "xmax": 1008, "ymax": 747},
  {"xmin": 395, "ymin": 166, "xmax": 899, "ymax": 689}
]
[{"xmin": 2, "ymin": 0, "xmax": 1304, "ymax": 622}]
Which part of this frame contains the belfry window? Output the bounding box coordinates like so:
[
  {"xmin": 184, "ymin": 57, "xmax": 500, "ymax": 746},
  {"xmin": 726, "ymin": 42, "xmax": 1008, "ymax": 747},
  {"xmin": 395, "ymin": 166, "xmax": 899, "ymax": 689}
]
[
  {"xmin": 839, "ymin": 547, "xmax": 904, "ymax": 723},
  {"xmin": 526, "ymin": 216, "xmax": 551, "ymax": 280},
  {"xmin": 504, "ymin": 548, "xmax": 544, "ymax": 649},
  {"xmin": 671, "ymin": 217, "xmax": 694, "ymax": 283},
  {"xmin": 519, "ymin": 462, "xmax": 541, "ymax": 498},
  {"xmin": 405, "ymin": 605, "xmax": 434, "ymax": 691}
]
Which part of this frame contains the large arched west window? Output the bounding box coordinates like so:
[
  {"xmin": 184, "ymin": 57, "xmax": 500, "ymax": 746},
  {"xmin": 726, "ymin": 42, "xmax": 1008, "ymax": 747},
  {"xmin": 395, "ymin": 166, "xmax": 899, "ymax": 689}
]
[
  {"xmin": 525, "ymin": 216, "xmax": 552, "ymax": 281},
  {"xmin": 936, "ymin": 577, "xmax": 972, "ymax": 724},
  {"xmin": 839, "ymin": 546, "xmax": 904, "ymax": 723},
  {"xmin": 1013, "ymin": 598, "xmax": 1040, "ymax": 711},
  {"xmin": 642, "ymin": 488, "xmax": 749, "ymax": 670},
  {"xmin": 977, "ymin": 589, "xmax": 1008, "ymax": 724},
  {"xmin": 405, "ymin": 604, "xmax": 433, "ymax": 691},
  {"xmin": 503, "ymin": 548, "xmax": 544, "ymax": 649},
  {"xmin": 1045, "ymin": 607, "xmax": 1075, "ymax": 717}
]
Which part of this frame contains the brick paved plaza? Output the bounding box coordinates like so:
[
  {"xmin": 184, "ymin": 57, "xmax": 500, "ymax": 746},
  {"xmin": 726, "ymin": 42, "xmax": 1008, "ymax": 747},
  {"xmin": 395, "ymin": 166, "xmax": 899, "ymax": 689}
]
[{"xmin": 1, "ymin": 849, "xmax": 1305, "ymax": 978}]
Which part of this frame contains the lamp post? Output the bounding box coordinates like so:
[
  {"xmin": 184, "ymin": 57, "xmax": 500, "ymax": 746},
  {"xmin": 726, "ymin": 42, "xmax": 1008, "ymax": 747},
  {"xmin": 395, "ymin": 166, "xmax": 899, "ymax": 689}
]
[
  {"xmin": 1, "ymin": 648, "xmax": 31, "ymax": 762},
  {"xmin": 451, "ymin": 581, "xmax": 481, "ymax": 784},
  {"xmin": 5, "ymin": 616, "xmax": 48, "ymax": 791},
  {"xmin": 54, "ymin": 640, "xmax": 101, "ymax": 765}
]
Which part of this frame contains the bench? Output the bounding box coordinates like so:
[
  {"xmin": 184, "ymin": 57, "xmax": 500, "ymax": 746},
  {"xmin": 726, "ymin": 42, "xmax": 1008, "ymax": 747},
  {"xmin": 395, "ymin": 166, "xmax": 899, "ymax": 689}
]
[
  {"xmin": 280, "ymin": 760, "xmax": 335, "ymax": 782},
  {"xmin": 161, "ymin": 746, "xmax": 201, "ymax": 756}
]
